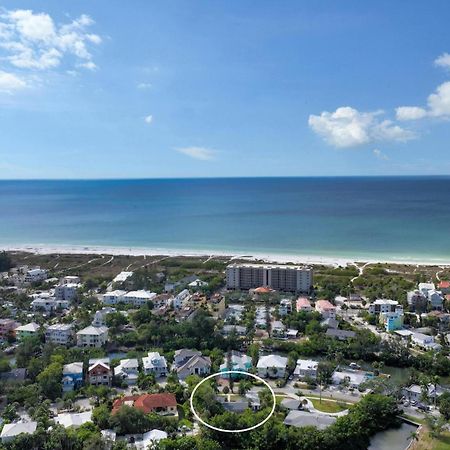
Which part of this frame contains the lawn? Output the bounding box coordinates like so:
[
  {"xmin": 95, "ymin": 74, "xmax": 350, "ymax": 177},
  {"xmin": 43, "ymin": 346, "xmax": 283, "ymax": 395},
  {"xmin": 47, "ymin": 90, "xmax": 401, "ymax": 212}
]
[
  {"xmin": 309, "ymin": 398, "xmax": 348, "ymax": 413},
  {"xmin": 409, "ymin": 428, "xmax": 450, "ymax": 450}
]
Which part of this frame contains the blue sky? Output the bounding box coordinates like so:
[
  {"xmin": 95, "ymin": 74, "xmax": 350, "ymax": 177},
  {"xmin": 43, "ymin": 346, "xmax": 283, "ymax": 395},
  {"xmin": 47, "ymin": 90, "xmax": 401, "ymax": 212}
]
[{"xmin": 1, "ymin": 0, "xmax": 450, "ymax": 178}]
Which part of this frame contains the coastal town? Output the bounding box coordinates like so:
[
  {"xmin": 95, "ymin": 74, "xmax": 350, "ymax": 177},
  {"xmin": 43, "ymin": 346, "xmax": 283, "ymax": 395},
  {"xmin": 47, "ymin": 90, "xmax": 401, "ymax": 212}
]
[{"xmin": 0, "ymin": 251, "xmax": 450, "ymax": 449}]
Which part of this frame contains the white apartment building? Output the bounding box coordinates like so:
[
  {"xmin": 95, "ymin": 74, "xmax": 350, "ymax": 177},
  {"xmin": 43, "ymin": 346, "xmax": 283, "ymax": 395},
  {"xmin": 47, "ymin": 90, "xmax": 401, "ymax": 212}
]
[
  {"xmin": 45, "ymin": 323, "xmax": 74, "ymax": 345},
  {"xmin": 25, "ymin": 268, "xmax": 47, "ymax": 283},
  {"xmin": 102, "ymin": 290, "xmax": 126, "ymax": 305},
  {"xmin": 368, "ymin": 299, "xmax": 401, "ymax": 314},
  {"xmin": 76, "ymin": 325, "xmax": 108, "ymax": 348},
  {"xmin": 123, "ymin": 290, "xmax": 157, "ymax": 307},
  {"xmin": 55, "ymin": 283, "xmax": 79, "ymax": 301},
  {"xmin": 226, "ymin": 264, "xmax": 313, "ymax": 293},
  {"xmin": 142, "ymin": 351, "xmax": 168, "ymax": 378}
]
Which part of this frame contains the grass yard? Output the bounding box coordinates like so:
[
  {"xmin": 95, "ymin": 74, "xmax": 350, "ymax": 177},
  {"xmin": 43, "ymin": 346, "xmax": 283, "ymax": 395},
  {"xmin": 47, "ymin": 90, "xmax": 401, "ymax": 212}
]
[{"xmin": 309, "ymin": 398, "xmax": 348, "ymax": 413}]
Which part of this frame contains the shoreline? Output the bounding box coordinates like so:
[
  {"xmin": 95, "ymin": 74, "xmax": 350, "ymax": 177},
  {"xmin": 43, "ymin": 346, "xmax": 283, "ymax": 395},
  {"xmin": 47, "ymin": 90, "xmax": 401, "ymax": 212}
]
[{"xmin": 1, "ymin": 243, "xmax": 449, "ymax": 267}]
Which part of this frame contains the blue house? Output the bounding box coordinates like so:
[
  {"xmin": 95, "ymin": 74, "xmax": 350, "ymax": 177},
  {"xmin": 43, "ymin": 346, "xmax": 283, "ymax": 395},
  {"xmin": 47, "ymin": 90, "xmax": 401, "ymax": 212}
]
[{"xmin": 62, "ymin": 362, "xmax": 84, "ymax": 392}]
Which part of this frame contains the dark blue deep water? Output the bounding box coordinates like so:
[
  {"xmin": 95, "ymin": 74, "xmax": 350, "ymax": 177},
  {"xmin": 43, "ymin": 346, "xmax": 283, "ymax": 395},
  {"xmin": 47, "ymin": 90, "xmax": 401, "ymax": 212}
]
[{"xmin": 0, "ymin": 177, "xmax": 449, "ymax": 262}]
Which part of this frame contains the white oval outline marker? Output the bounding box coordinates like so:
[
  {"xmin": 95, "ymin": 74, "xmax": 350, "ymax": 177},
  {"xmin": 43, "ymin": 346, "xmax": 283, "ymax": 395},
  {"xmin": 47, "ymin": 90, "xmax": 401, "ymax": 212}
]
[{"xmin": 189, "ymin": 370, "xmax": 276, "ymax": 433}]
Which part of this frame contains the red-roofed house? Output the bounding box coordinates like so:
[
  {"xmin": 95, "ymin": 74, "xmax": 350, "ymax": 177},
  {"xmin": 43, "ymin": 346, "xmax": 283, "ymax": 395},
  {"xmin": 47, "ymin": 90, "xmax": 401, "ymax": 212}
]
[
  {"xmin": 253, "ymin": 286, "xmax": 274, "ymax": 294},
  {"xmin": 112, "ymin": 393, "xmax": 177, "ymax": 416},
  {"xmin": 315, "ymin": 300, "xmax": 336, "ymax": 319},
  {"xmin": 296, "ymin": 297, "xmax": 312, "ymax": 312},
  {"xmin": 439, "ymin": 281, "xmax": 450, "ymax": 294}
]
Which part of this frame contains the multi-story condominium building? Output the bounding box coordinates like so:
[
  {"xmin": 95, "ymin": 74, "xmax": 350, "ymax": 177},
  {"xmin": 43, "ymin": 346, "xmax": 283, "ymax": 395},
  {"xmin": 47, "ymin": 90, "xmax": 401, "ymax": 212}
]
[
  {"xmin": 368, "ymin": 299, "xmax": 401, "ymax": 315},
  {"xmin": 407, "ymin": 290, "xmax": 428, "ymax": 312},
  {"xmin": 14, "ymin": 322, "xmax": 40, "ymax": 340},
  {"xmin": 45, "ymin": 323, "xmax": 74, "ymax": 345},
  {"xmin": 62, "ymin": 362, "xmax": 84, "ymax": 392},
  {"xmin": 226, "ymin": 264, "xmax": 313, "ymax": 293},
  {"xmin": 54, "ymin": 283, "xmax": 79, "ymax": 301},
  {"xmin": 142, "ymin": 352, "xmax": 168, "ymax": 378},
  {"xmin": 0, "ymin": 319, "xmax": 20, "ymax": 339},
  {"xmin": 293, "ymin": 359, "xmax": 319, "ymax": 380},
  {"xmin": 88, "ymin": 358, "xmax": 112, "ymax": 386},
  {"xmin": 76, "ymin": 325, "xmax": 108, "ymax": 348},
  {"xmin": 315, "ymin": 300, "xmax": 336, "ymax": 319}
]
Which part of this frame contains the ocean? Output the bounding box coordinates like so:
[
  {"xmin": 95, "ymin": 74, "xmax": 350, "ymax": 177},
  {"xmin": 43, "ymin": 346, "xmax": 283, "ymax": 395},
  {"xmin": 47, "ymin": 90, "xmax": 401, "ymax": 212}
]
[{"xmin": 0, "ymin": 177, "xmax": 449, "ymax": 263}]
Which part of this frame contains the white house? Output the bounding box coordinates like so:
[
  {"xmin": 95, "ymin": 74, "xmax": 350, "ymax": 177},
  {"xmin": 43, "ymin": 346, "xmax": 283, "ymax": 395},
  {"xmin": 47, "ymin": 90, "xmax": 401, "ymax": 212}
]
[
  {"xmin": 368, "ymin": 299, "xmax": 400, "ymax": 314},
  {"xmin": 102, "ymin": 290, "xmax": 126, "ymax": 305},
  {"xmin": 25, "ymin": 268, "xmax": 47, "ymax": 283},
  {"xmin": 92, "ymin": 307, "xmax": 116, "ymax": 327},
  {"xmin": 76, "ymin": 325, "xmax": 108, "ymax": 347},
  {"xmin": 1, "ymin": 421, "xmax": 37, "ymax": 443},
  {"xmin": 123, "ymin": 290, "xmax": 157, "ymax": 307},
  {"xmin": 142, "ymin": 352, "xmax": 168, "ymax": 378},
  {"xmin": 172, "ymin": 289, "xmax": 191, "ymax": 309},
  {"xmin": 332, "ymin": 369, "xmax": 369, "ymax": 388},
  {"xmin": 45, "ymin": 323, "xmax": 74, "ymax": 345},
  {"xmin": 55, "ymin": 411, "xmax": 92, "ymax": 428},
  {"xmin": 419, "ymin": 282, "xmax": 435, "ymax": 297},
  {"xmin": 293, "ymin": 359, "xmax": 318, "ymax": 380},
  {"xmin": 114, "ymin": 358, "xmax": 139, "ymax": 385},
  {"xmin": 31, "ymin": 297, "xmax": 70, "ymax": 313},
  {"xmin": 428, "ymin": 290, "xmax": 444, "ymax": 311},
  {"xmin": 257, "ymin": 354, "xmax": 288, "ymax": 378},
  {"xmin": 315, "ymin": 300, "xmax": 336, "ymax": 319},
  {"xmin": 279, "ymin": 299, "xmax": 292, "ymax": 316},
  {"xmin": 188, "ymin": 279, "xmax": 208, "ymax": 289},
  {"xmin": 402, "ymin": 384, "xmax": 444, "ymax": 403},
  {"xmin": 55, "ymin": 283, "xmax": 79, "ymax": 301},
  {"xmin": 271, "ymin": 320, "xmax": 286, "ymax": 338},
  {"xmin": 411, "ymin": 331, "xmax": 441, "ymax": 351}
]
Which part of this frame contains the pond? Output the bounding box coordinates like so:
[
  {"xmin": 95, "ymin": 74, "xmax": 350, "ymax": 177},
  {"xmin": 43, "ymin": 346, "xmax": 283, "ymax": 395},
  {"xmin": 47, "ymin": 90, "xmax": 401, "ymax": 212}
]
[{"xmin": 369, "ymin": 423, "xmax": 417, "ymax": 450}]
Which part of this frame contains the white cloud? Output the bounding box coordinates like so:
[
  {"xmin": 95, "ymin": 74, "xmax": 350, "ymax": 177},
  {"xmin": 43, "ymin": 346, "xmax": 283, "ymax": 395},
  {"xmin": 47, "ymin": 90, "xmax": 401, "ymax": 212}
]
[
  {"xmin": 0, "ymin": 9, "xmax": 101, "ymax": 71},
  {"xmin": 427, "ymin": 81, "xmax": 450, "ymax": 117},
  {"xmin": 396, "ymin": 106, "xmax": 427, "ymax": 121},
  {"xmin": 435, "ymin": 52, "xmax": 450, "ymax": 70},
  {"xmin": 144, "ymin": 115, "xmax": 153, "ymax": 124},
  {"xmin": 137, "ymin": 82, "xmax": 152, "ymax": 89},
  {"xmin": 308, "ymin": 106, "xmax": 414, "ymax": 148},
  {"xmin": 0, "ymin": 70, "xmax": 27, "ymax": 92},
  {"xmin": 176, "ymin": 146, "xmax": 216, "ymax": 160},
  {"xmin": 373, "ymin": 148, "xmax": 389, "ymax": 160}
]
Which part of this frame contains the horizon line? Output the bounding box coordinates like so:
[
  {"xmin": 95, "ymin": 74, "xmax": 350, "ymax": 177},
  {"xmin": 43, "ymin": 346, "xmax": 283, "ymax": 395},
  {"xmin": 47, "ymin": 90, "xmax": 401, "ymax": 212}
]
[{"xmin": 0, "ymin": 174, "xmax": 450, "ymax": 182}]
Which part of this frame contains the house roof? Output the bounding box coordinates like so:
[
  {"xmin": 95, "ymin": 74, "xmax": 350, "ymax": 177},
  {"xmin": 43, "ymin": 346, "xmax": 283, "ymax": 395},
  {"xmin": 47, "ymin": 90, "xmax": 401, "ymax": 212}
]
[
  {"xmin": 112, "ymin": 393, "xmax": 177, "ymax": 414},
  {"xmin": 257, "ymin": 354, "xmax": 288, "ymax": 369},
  {"xmin": 63, "ymin": 362, "xmax": 83, "ymax": 374},
  {"xmin": 77, "ymin": 325, "xmax": 108, "ymax": 335},
  {"xmin": 55, "ymin": 411, "xmax": 92, "ymax": 428},
  {"xmin": 1, "ymin": 421, "xmax": 37, "ymax": 438},
  {"xmin": 254, "ymin": 286, "xmax": 273, "ymax": 293},
  {"xmin": 177, "ymin": 355, "xmax": 211, "ymax": 374},
  {"xmin": 439, "ymin": 281, "xmax": 450, "ymax": 289},
  {"xmin": 284, "ymin": 411, "xmax": 336, "ymax": 429},
  {"xmin": 315, "ymin": 300, "xmax": 335, "ymax": 309},
  {"xmin": 326, "ymin": 328, "xmax": 356, "ymax": 339},
  {"xmin": 15, "ymin": 322, "xmax": 40, "ymax": 332}
]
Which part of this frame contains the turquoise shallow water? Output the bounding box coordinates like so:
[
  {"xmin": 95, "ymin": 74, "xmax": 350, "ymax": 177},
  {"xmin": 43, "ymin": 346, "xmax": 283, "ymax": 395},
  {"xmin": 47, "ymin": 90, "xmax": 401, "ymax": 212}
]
[{"xmin": 0, "ymin": 177, "xmax": 449, "ymax": 262}]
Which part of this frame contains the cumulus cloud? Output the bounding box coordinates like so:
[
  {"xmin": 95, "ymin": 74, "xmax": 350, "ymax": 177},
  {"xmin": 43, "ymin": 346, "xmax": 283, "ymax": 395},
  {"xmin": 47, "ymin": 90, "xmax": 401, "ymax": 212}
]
[
  {"xmin": 0, "ymin": 70, "xmax": 27, "ymax": 92},
  {"xmin": 308, "ymin": 107, "xmax": 415, "ymax": 148},
  {"xmin": 435, "ymin": 52, "xmax": 450, "ymax": 70},
  {"xmin": 396, "ymin": 106, "xmax": 428, "ymax": 121},
  {"xmin": 0, "ymin": 9, "xmax": 101, "ymax": 71},
  {"xmin": 373, "ymin": 148, "xmax": 389, "ymax": 160},
  {"xmin": 144, "ymin": 115, "xmax": 153, "ymax": 124},
  {"xmin": 175, "ymin": 146, "xmax": 216, "ymax": 160}
]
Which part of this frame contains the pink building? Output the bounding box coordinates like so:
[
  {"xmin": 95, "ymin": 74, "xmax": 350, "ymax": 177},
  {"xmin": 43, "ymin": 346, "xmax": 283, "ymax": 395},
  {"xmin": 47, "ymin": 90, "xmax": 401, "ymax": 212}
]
[
  {"xmin": 315, "ymin": 300, "xmax": 336, "ymax": 319},
  {"xmin": 296, "ymin": 297, "xmax": 312, "ymax": 312}
]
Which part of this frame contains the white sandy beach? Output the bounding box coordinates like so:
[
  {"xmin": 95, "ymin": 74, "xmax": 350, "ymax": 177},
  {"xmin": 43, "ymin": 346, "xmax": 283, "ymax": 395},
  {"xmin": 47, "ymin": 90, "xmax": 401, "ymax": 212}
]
[{"xmin": 1, "ymin": 243, "xmax": 449, "ymax": 267}]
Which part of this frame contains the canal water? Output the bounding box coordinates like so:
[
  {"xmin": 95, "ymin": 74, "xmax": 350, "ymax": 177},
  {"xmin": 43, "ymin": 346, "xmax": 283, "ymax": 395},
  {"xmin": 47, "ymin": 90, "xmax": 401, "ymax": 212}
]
[{"xmin": 369, "ymin": 423, "xmax": 417, "ymax": 450}]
